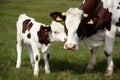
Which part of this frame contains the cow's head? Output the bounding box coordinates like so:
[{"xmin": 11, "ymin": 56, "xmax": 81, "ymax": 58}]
[
  {"xmin": 50, "ymin": 8, "xmax": 97, "ymax": 50},
  {"xmin": 49, "ymin": 21, "xmax": 67, "ymax": 42}
]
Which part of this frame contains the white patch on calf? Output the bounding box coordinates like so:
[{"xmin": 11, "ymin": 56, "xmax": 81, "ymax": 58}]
[
  {"xmin": 41, "ymin": 44, "xmax": 50, "ymax": 53},
  {"xmin": 50, "ymin": 21, "xmax": 67, "ymax": 42}
]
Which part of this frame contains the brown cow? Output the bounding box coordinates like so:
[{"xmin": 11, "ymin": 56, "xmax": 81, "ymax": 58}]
[{"xmin": 50, "ymin": 0, "xmax": 120, "ymax": 76}]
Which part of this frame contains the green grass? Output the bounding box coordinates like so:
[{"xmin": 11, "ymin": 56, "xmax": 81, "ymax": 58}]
[{"xmin": 0, "ymin": 0, "xmax": 120, "ymax": 80}]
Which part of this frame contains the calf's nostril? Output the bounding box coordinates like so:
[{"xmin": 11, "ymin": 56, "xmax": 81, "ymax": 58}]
[{"xmin": 64, "ymin": 37, "xmax": 67, "ymax": 42}]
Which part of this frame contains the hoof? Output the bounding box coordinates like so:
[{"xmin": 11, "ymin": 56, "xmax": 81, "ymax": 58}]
[
  {"xmin": 86, "ymin": 64, "xmax": 95, "ymax": 72},
  {"xmin": 104, "ymin": 70, "xmax": 113, "ymax": 76},
  {"xmin": 86, "ymin": 68, "xmax": 93, "ymax": 72},
  {"xmin": 16, "ymin": 65, "xmax": 20, "ymax": 69},
  {"xmin": 34, "ymin": 71, "xmax": 39, "ymax": 77},
  {"xmin": 34, "ymin": 73, "xmax": 38, "ymax": 77},
  {"xmin": 46, "ymin": 70, "xmax": 51, "ymax": 74}
]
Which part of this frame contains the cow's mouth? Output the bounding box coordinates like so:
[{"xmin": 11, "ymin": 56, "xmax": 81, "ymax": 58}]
[{"xmin": 64, "ymin": 43, "xmax": 76, "ymax": 50}]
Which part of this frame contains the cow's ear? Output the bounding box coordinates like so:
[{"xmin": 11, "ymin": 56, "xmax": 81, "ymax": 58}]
[
  {"xmin": 43, "ymin": 26, "xmax": 51, "ymax": 32},
  {"xmin": 82, "ymin": 13, "xmax": 98, "ymax": 24},
  {"xmin": 87, "ymin": 14, "xmax": 98, "ymax": 24},
  {"xmin": 87, "ymin": 19, "xmax": 94, "ymax": 24},
  {"xmin": 82, "ymin": 13, "xmax": 98, "ymax": 18},
  {"xmin": 50, "ymin": 12, "xmax": 66, "ymax": 22}
]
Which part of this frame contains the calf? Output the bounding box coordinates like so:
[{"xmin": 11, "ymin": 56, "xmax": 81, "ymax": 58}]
[{"xmin": 16, "ymin": 14, "xmax": 67, "ymax": 76}]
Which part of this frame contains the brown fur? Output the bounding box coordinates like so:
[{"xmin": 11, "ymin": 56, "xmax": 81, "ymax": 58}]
[
  {"xmin": 22, "ymin": 19, "xmax": 33, "ymax": 33},
  {"xmin": 77, "ymin": 0, "xmax": 112, "ymax": 38},
  {"xmin": 36, "ymin": 55, "xmax": 39, "ymax": 61},
  {"xmin": 27, "ymin": 33, "xmax": 31, "ymax": 38},
  {"xmin": 37, "ymin": 25, "xmax": 50, "ymax": 46}
]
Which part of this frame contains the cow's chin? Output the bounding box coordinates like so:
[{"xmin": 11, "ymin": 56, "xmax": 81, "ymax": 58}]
[{"xmin": 64, "ymin": 43, "xmax": 79, "ymax": 50}]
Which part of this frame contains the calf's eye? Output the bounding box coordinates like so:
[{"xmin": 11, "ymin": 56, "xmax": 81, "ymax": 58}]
[{"xmin": 54, "ymin": 31, "xmax": 59, "ymax": 34}]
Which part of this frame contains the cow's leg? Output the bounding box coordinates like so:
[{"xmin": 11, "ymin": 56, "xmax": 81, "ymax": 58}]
[
  {"xmin": 16, "ymin": 34, "xmax": 23, "ymax": 68},
  {"xmin": 28, "ymin": 45, "xmax": 35, "ymax": 68},
  {"xmin": 43, "ymin": 50, "xmax": 50, "ymax": 74},
  {"xmin": 104, "ymin": 25, "xmax": 116, "ymax": 76},
  {"xmin": 31, "ymin": 43, "xmax": 40, "ymax": 76},
  {"xmin": 87, "ymin": 47, "xmax": 98, "ymax": 71}
]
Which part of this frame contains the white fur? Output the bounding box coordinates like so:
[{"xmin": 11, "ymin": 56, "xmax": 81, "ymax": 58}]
[
  {"xmin": 83, "ymin": 30, "xmax": 105, "ymax": 49},
  {"xmin": 50, "ymin": 21, "xmax": 67, "ymax": 42},
  {"xmin": 16, "ymin": 14, "xmax": 67, "ymax": 76},
  {"xmin": 64, "ymin": 8, "xmax": 83, "ymax": 50},
  {"xmin": 101, "ymin": 0, "xmax": 120, "ymax": 76}
]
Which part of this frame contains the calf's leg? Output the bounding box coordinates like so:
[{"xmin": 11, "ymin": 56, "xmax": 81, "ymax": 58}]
[
  {"xmin": 43, "ymin": 50, "xmax": 50, "ymax": 74},
  {"xmin": 28, "ymin": 45, "xmax": 35, "ymax": 68},
  {"xmin": 16, "ymin": 35, "xmax": 23, "ymax": 68},
  {"xmin": 31, "ymin": 43, "xmax": 40, "ymax": 76}
]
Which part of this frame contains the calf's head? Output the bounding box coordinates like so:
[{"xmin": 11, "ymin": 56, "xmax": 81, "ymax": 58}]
[{"xmin": 49, "ymin": 21, "xmax": 67, "ymax": 42}]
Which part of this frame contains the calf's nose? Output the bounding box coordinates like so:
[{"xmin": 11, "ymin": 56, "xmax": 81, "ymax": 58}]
[{"xmin": 64, "ymin": 37, "xmax": 67, "ymax": 42}]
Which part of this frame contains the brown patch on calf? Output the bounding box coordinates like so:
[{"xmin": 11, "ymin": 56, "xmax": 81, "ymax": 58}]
[
  {"xmin": 22, "ymin": 19, "xmax": 33, "ymax": 33},
  {"xmin": 115, "ymin": 18, "xmax": 120, "ymax": 27},
  {"xmin": 27, "ymin": 23, "xmax": 33, "ymax": 31},
  {"xmin": 36, "ymin": 55, "xmax": 39, "ymax": 61},
  {"xmin": 37, "ymin": 25, "xmax": 50, "ymax": 46},
  {"xmin": 27, "ymin": 33, "xmax": 31, "ymax": 38}
]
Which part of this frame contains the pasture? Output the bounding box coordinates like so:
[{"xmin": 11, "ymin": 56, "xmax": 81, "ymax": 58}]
[{"xmin": 0, "ymin": 0, "xmax": 120, "ymax": 80}]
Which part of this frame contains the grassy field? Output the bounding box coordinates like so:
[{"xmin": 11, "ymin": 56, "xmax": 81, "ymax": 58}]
[{"xmin": 0, "ymin": 0, "xmax": 120, "ymax": 80}]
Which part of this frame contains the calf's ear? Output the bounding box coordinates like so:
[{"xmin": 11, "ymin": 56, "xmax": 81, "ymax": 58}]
[{"xmin": 50, "ymin": 12, "xmax": 66, "ymax": 22}]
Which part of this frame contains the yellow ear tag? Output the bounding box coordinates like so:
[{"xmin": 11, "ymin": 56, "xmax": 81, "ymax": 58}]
[
  {"xmin": 56, "ymin": 16, "xmax": 62, "ymax": 21},
  {"xmin": 87, "ymin": 19, "xmax": 94, "ymax": 24}
]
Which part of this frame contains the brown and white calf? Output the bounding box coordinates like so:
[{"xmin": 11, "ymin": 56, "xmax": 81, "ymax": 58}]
[
  {"xmin": 16, "ymin": 14, "xmax": 67, "ymax": 76},
  {"xmin": 50, "ymin": 0, "xmax": 120, "ymax": 76}
]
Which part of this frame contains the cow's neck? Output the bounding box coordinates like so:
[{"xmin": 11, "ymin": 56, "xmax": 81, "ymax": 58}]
[
  {"xmin": 77, "ymin": 0, "xmax": 101, "ymax": 39},
  {"xmin": 77, "ymin": 0, "xmax": 112, "ymax": 39},
  {"xmin": 80, "ymin": 0, "xmax": 100, "ymax": 13}
]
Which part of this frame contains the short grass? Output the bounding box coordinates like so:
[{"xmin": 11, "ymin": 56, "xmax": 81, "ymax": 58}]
[{"xmin": 0, "ymin": 0, "xmax": 120, "ymax": 80}]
